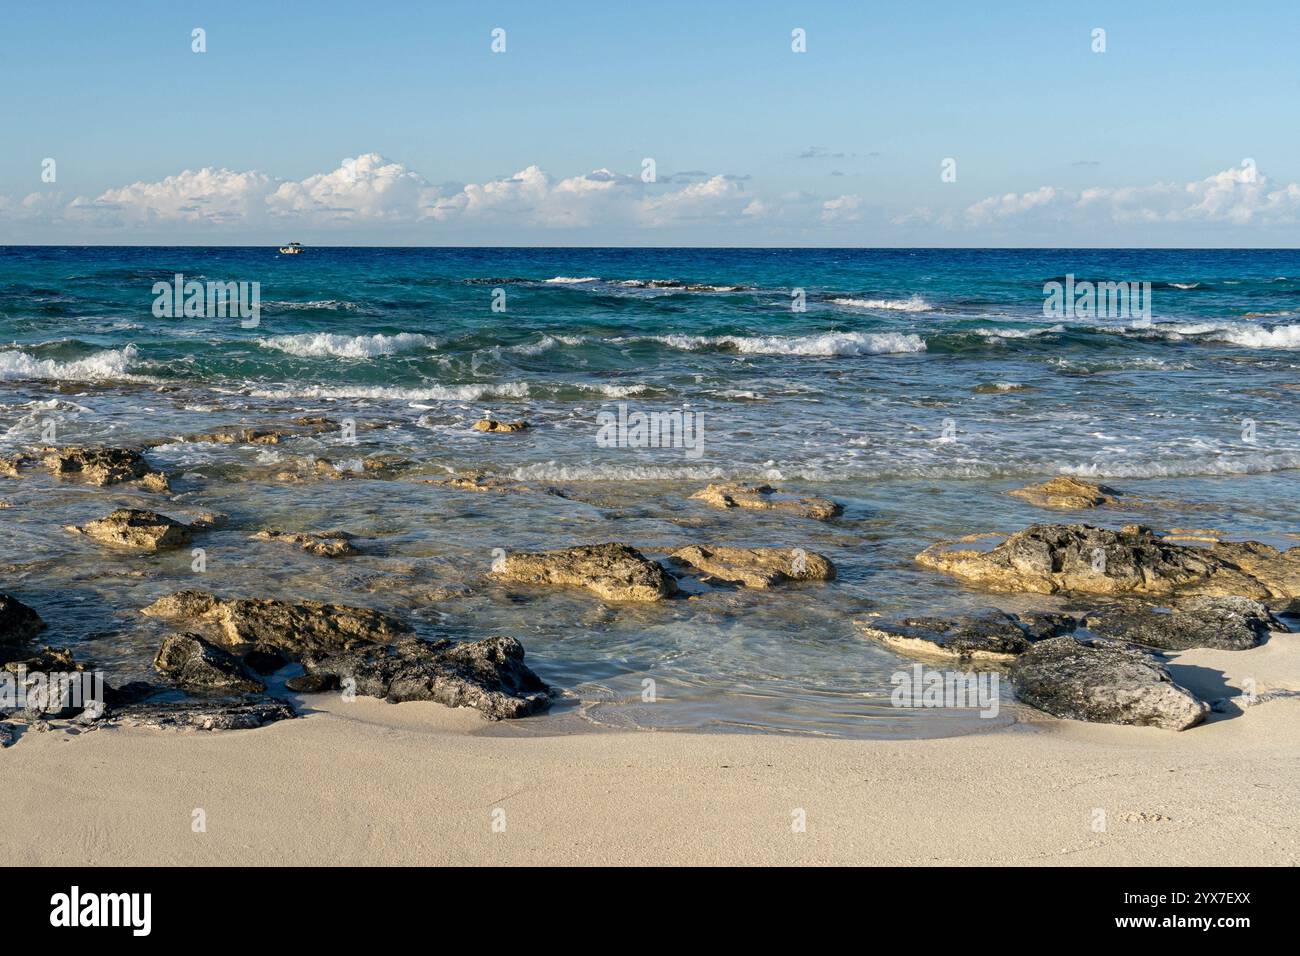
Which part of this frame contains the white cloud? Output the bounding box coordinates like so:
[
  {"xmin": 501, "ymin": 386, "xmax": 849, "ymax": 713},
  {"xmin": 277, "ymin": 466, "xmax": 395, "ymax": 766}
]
[
  {"xmin": 821, "ymin": 194, "xmax": 864, "ymax": 224},
  {"xmin": 85, "ymin": 167, "xmax": 275, "ymax": 224},
  {"xmin": 4, "ymin": 154, "xmax": 788, "ymax": 233},
  {"xmin": 951, "ymin": 165, "xmax": 1300, "ymax": 229},
  {"xmin": 268, "ymin": 154, "xmax": 436, "ymax": 221}
]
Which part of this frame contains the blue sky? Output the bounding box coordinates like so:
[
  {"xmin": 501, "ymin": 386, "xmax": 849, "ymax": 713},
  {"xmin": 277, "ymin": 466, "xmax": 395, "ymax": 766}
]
[{"xmin": 3, "ymin": 0, "xmax": 1299, "ymax": 245}]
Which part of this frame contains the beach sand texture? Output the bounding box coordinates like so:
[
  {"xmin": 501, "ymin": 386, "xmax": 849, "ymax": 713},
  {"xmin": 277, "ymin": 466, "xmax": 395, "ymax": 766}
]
[{"xmin": 4, "ymin": 636, "xmax": 1298, "ymax": 867}]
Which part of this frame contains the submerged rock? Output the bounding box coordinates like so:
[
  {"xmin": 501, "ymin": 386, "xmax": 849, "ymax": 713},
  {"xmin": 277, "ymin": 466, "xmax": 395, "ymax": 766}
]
[
  {"xmin": 424, "ymin": 471, "xmax": 565, "ymax": 497},
  {"xmin": 311, "ymin": 455, "xmax": 409, "ymax": 480},
  {"xmin": 0, "ymin": 454, "xmax": 30, "ymax": 477},
  {"xmin": 492, "ymin": 543, "xmax": 678, "ymax": 602},
  {"xmin": 1082, "ymin": 596, "xmax": 1285, "ymax": 651},
  {"xmin": 153, "ymin": 632, "xmax": 266, "ymax": 693},
  {"xmin": 857, "ymin": 611, "xmax": 1076, "ymax": 663},
  {"xmin": 690, "ymin": 483, "xmax": 842, "ymax": 521},
  {"xmin": 302, "ymin": 635, "xmax": 550, "ymax": 719},
  {"xmin": 66, "ymin": 508, "xmax": 196, "ymax": 552},
  {"xmin": 669, "ymin": 545, "xmax": 835, "ymax": 588},
  {"xmin": 0, "ymin": 594, "xmax": 46, "ymax": 647},
  {"xmin": 916, "ymin": 523, "xmax": 1294, "ymax": 599},
  {"xmin": 187, "ymin": 426, "xmax": 284, "ymax": 445},
  {"xmin": 1009, "ymin": 636, "xmax": 1209, "ymax": 730},
  {"xmin": 141, "ymin": 589, "xmax": 412, "ymax": 655},
  {"xmin": 472, "ymin": 419, "xmax": 530, "ymax": 433},
  {"xmin": 250, "ymin": 529, "xmax": 359, "ymax": 558},
  {"xmin": 1009, "ymin": 477, "xmax": 1121, "ymax": 509},
  {"xmin": 40, "ymin": 446, "xmax": 168, "ymax": 488}
]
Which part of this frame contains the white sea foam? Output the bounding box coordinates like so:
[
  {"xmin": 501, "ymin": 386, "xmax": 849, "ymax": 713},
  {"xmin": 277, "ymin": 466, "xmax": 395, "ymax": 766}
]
[
  {"xmin": 974, "ymin": 325, "xmax": 1065, "ymax": 339},
  {"xmin": 1205, "ymin": 323, "xmax": 1300, "ymax": 348},
  {"xmin": 1061, "ymin": 450, "xmax": 1300, "ymax": 479},
  {"xmin": 258, "ymin": 332, "xmax": 438, "ymax": 358},
  {"xmin": 242, "ymin": 382, "xmax": 532, "ymax": 401},
  {"xmin": 544, "ymin": 276, "xmax": 600, "ymax": 284},
  {"xmin": 831, "ymin": 295, "xmax": 932, "ymax": 312},
  {"xmin": 623, "ymin": 331, "xmax": 925, "ymax": 356},
  {"xmin": 264, "ymin": 299, "xmax": 360, "ymax": 311},
  {"xmin": 0, "ymin": 346, "xmax": 143, "ymax": 382},
  {"xmin": 508, "ymin": 334, "xmax": 585, "ymax": 356}
]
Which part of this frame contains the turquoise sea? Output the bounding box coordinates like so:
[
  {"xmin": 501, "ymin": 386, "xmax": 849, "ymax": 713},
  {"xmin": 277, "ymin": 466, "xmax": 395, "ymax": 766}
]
[{"xmin": 3, "ymin": 247, "xmax": 1299, "ymax": 736}]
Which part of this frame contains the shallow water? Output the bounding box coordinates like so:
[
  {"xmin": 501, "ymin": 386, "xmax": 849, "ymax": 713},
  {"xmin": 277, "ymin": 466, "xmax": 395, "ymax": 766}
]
[{"xmin": 2, "ymin": 247, "xmax": 1298, "ymax": 738}]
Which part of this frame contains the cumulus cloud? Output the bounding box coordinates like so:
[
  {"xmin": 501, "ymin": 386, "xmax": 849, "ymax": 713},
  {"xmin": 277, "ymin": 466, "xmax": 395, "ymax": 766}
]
[
  {"xmin": 925, "ymin": 165, "xmax": 1300, "ymax": 230},
  {"xmin": 821, "ymin": 194, "xmax": 864, "ymax": 224},
  {"xmin": 2, "ymin": 153, "xmax": 802, "ymax": 234}
]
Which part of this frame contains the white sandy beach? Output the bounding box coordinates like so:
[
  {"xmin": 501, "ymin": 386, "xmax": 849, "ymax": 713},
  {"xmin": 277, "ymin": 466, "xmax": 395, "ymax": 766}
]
[{"xmin": 4, "ymin": 637, "xmax": 1298, "ymax": 867}]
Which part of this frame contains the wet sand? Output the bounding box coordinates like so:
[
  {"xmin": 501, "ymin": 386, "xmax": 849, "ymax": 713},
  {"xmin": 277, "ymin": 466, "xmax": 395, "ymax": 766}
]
[{"xmin": 4, "ymin": 637, "xmax": 1297, "ymax": 866}]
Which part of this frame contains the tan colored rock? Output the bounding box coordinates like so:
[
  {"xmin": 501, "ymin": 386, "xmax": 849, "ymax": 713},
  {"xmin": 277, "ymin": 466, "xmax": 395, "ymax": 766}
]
[
  {"xmin": 473, "ymin": 419, "xmax": 529, "ymax": 433},
  {"xmin": 66, "ymin": 508, "xmax": 195, "ymax": 552},
  {"xmin": 916, "ymin": 523, "xmax": 1299, "ymax": 599},
  {"xmin": 188, "ymin": 427, "xmax": 284, "ymax": 445},
  {"xmin": 312, "ymin": 455, "xmax": 408, "ymax": 480},
  {"xmin": 141, "ymin": 589, "xmax": 411, "ymax": 655},
  {"xmin": 690, "ymin": 483, "xmax": 842, "ymax": 521},
  {"xmin": 492, "ymin": 543, "xmax": 677, "ymax": 602},
  {"xmin": 669, "ymin": 545, "xmax": 835, "ymax": 589},
  {"xmin": 250, "ymin": 530, "xmax": 358, "ymax": 558},
  {"xmin": 0, "ymin": 455, "xmax": 30, "ymax": 477},
  {"xmin": 41, "ymin": 446, "xmax": 166, "ymax": 487},
  {"xmin": 1009, "ymin": 477, "xmax": 1120, "ymax": 509},
  {"xmin": 138, "ymin": 471, "xmax": 172, "ymax": 493}
]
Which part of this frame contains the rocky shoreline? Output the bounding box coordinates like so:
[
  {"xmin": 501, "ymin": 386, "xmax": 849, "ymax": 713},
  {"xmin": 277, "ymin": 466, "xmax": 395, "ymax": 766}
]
[{"xmin": 2, "ymin": 443, "xmax": 1297, "ymax": 743}]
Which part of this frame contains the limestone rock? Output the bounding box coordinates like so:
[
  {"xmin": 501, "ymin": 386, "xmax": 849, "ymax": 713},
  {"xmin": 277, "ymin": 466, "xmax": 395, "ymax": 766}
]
[
  {"xmin": 0, "ymin": 594, "xmax": 46, "ymax": 646},
  {"xmin": 1009, "ymin": 477, "xmax": 1121, "ymax": 509},
  {"xmin": 492, "ymin": 543, "xmax": 677, "ymax": 602},
  {"xmin": 250, "ymin": 529, "xmax": 358, "ymax": 558},
  {"xmin": 108, "ymin": 695, "xmax": 295, "ymax": 731},
  {"xmin": 917, "ymin": 523, "xmax": 1292, "ymax": 599},
  {"xmin": 473, "ymin": 419, "xmax": 530, "ymax": 433},
  {"xmin": 187, "ymin": 426, "xmax": 284, "ymax": 445},
  {"xmin": 67, "ymin": 508, "xmax": 195, "ymax": 552},
  {"xmin": 1009, "ymin": 636, "xmax": 1209, "ymax": 730},
  {"xmin": 40, "ymin": 446, "xmax": 165, "ymax": 487},
  {"xmin": 153, "ymin": 632, "xmax": 266, "ymax": 693},
  {"xmin": 1082, "ymin": 596, "xmax": 1285, "ymax": 651},
  {"xmin": 669, "ymin": 545, "xmax": 835, "ymax": 588},
  {"xmin": 141, "ymin": 589, "xmax": 411, "ymax": 655},
  {"xmin": 302, "ymin": 635, "xmax": 550, "ymax": 719},
  {"xmin": 857, "ymin": 610, "xmax": 1076, "ymax": 663},
  {"xmin": 0, "ymin": 454, "xmax": 30, "ymax": 477},
  {"xmin": 690, "ymin": 483, "xmax": 842, "ymax": 521}
]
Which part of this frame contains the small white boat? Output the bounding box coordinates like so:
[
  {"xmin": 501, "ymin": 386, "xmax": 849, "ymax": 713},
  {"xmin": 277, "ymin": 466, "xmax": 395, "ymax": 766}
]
[{"xmin": 279, "ymin": 241, "xmax": 304, "ymax": 255}]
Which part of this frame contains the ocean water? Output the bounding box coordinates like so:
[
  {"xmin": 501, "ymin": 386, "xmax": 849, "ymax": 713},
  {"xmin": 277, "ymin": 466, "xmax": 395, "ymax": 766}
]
[{"xmin": 2, "ymin": 246, "xmax": 1299, "ymax": 737}]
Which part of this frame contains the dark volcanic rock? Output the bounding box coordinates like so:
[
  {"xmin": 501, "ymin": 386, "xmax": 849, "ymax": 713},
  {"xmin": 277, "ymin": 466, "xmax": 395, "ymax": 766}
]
[
  {"xmin": 1082, "ymin": 596, "xmax": 1285, "ymax": 651},
  {"xmin": 302, "ymin": 635, "xmax": 551, "ymax": 719},
  {"xmin": 153, "ymin": 632, "xmax": 266, "ymax": 693},
  {"xmin": 858, "ymin": 610, "xmax": 1076, "ymax": 662},
  {"xmin": 1009, "ymin": 636, "xmax": 1209, "ymax": 730},
  {"xmin": 141, "ymin": 589, "xmax": 411, "ymax": 656},
  {"xmin": 917, "ymin": 523, "xmax": 1294, "ymax": 599},
  {"xmin": 0, "ymin": 594, "xmax": 46, "ymax": 647}
]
